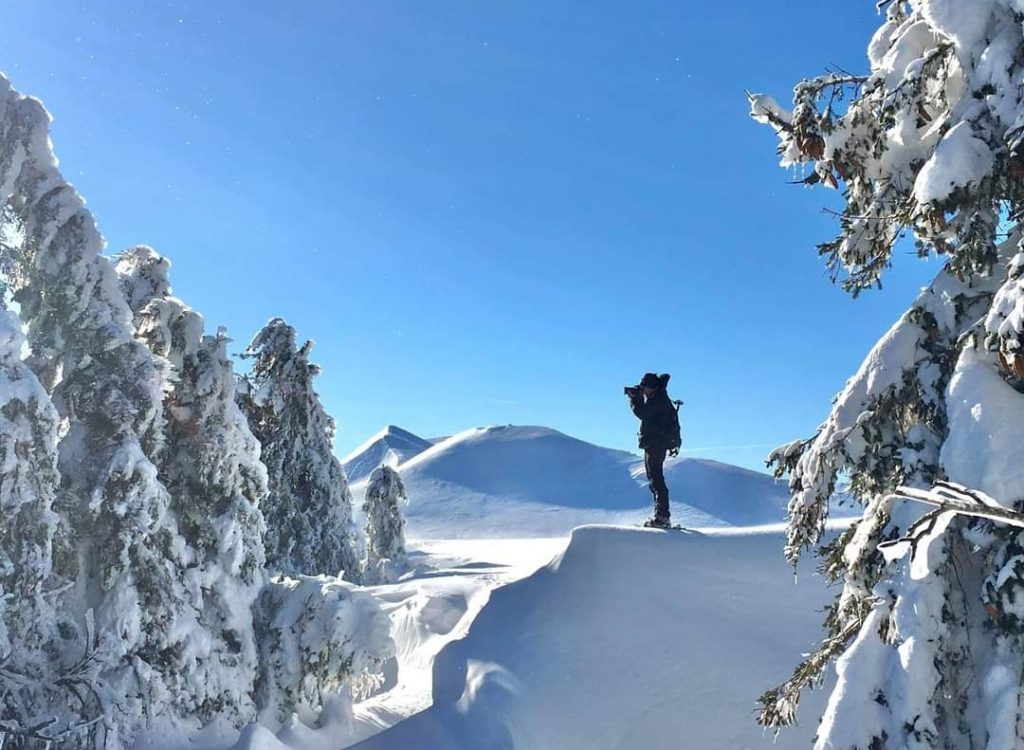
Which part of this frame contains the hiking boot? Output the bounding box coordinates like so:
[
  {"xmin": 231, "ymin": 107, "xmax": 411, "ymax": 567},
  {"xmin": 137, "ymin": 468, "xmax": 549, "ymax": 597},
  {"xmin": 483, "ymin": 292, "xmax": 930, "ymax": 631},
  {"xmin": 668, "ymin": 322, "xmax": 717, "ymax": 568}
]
[{"xmin": 643, "ymin": 516, "xmax": 672, "ymax": 529}]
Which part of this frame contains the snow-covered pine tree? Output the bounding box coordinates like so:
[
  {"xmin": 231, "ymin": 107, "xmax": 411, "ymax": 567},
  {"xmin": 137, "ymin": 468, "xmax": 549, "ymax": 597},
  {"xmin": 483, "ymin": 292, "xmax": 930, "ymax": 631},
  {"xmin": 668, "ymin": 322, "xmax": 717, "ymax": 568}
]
[
  {"xmin": 238, "ymin": 318, "xmax": 361, "ymax": 581},
  {"xmin": 0, "ymin": 74, "xmax": 204, "ymax": 745},
  {"xmin": 0, "ymin": 309, "xmax": 100, "ymax": 745},
  {"xmin": 253, "ymin": 575, "xmax": 394, "ymax": 728},
  {"xmin": 750, "ymin": 2, "xmax": 1024, "ymax": 746},
  {"xmin": 362, "ymin": 465, "xmax": 408, "ymax": 585},
  {"xmin": 115, "ymin": 246, "xmax": 268, "ymax": 727}
]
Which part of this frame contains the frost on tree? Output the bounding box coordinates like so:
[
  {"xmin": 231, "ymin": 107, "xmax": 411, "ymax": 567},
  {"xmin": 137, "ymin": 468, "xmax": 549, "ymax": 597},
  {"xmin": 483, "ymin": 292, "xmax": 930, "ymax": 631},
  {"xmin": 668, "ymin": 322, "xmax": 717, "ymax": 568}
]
[
  {"xmin": 751, "ymin": 2, "xmax": 1024, "ymax": 747},
  {"xmin": 115, "ymin": 246, "xmax": 269, "ymax": 726},
  {"xmin": 362, "ymin": 465, "xmax": 409, "ymax": 585},
  {"xmin": 238, "ymin": 318, "xmax": 360, "ymax": 581},
  {"xmin": 253, "ymin": 575, "xmax": 394, "ymax": 728},
  {"xmin": 0, "ymin": 74, "xmax": 205, "ymax": 745},
  {"xmin": 0, "ymin": 309, "xmax": 100, "ymax": 745}
]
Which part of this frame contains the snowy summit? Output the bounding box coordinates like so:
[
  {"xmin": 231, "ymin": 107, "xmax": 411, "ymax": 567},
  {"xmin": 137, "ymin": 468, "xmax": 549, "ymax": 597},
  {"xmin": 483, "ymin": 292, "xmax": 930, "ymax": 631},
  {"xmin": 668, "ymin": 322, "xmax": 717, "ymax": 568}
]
[
  {"xmin": 347, "ymin": 424, "xmax": 798, "ymax": 538},
  {"xmin": 343, "ymin": 425, "xmax": 435, "ymax": 485}
]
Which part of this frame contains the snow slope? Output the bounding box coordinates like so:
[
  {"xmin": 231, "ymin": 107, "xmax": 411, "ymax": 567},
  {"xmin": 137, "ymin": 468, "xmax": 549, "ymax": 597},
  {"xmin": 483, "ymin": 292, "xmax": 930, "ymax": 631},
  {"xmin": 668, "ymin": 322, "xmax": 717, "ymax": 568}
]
[
  {"xmin": 349, "ymin": 425, "xmax": 793, "ymax": 538},
  {"xmin": 347, "ymin": 539, "xmax": 566, "ymax": 744},
  {"xmin": 351, "ymin": 525, "xmax": 834, "ymax": 750},
  {"xmin": 342, "ymin": 426, "xmax": 434, "ymax": 485},
  {"xmin": 136, "ymin": 539, "xmax": 562, "ymax": 750}
]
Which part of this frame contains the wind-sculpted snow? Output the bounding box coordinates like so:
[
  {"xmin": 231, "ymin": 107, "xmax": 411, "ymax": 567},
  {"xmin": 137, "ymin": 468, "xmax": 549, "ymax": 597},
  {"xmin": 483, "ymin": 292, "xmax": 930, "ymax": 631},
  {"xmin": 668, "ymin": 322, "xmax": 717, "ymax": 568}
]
[
  {"xmin": 350, "ymin": 425, "xmax": 797, "ymax": 538},
  {"xmin": 351, "ymin": 525, "xmax": 835, "ymax": 750}
]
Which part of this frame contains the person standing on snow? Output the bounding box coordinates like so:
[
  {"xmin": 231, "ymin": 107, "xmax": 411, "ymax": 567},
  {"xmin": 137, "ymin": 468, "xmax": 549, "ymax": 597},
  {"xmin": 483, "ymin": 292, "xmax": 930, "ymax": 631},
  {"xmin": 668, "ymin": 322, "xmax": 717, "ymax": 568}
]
[{"xmin": 625, "ymin": 372, "xmax": 679, "ymax": 529}]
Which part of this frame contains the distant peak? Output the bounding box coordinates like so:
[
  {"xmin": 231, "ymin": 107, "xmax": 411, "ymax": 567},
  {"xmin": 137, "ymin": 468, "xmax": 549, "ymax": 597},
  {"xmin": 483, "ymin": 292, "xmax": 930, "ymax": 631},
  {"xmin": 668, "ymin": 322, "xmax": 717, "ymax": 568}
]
[
  {"xmin": 379, "ymin": 425, "xmax": 430, "ymax": 444},
  {"xmin": 340, "ymin": 425, "xmax": 434, "ymax": 474}
]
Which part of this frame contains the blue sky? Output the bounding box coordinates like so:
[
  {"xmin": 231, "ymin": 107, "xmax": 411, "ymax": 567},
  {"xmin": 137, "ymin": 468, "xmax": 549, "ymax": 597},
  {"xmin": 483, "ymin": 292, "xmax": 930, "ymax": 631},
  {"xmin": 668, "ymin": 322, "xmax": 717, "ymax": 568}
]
[{"xmin": 1, "ymin": 1, "xmax": 937, "ymax": 471}]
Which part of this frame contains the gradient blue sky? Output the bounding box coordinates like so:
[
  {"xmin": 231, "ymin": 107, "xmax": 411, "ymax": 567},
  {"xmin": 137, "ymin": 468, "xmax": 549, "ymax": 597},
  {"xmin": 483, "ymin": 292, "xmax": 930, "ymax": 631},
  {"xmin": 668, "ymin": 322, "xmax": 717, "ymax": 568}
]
[{"xmin": 1, "ymin": 1, "xmax": 938, "ymax": 471}]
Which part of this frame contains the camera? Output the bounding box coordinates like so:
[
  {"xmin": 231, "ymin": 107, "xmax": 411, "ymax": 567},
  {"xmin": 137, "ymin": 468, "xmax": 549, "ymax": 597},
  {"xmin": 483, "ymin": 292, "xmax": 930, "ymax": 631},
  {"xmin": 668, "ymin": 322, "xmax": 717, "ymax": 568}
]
[{"xmin": 623, "ymin": 385, "xmax": 640, "ymax": 396}]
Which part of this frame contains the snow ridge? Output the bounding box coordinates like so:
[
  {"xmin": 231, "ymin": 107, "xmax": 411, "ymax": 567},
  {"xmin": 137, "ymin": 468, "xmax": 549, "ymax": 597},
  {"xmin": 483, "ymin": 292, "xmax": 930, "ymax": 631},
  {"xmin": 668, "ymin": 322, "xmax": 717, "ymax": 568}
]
[
  {"xmin": 343, "ymin": 426, "xmax": 434, "ymax": 485},
  {"xmin": 349, "ymin": 424, "xmax": 797, "ymax": 538},
  {"xmin": 351, "ymin": 525, "xmax": 834, "ymax": 750}
]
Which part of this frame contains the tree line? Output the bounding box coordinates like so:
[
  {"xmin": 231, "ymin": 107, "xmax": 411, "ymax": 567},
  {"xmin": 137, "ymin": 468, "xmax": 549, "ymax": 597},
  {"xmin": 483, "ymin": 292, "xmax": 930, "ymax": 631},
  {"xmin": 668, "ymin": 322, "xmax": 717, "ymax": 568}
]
[{"xmin": 0, "ymin": 74, "xmax": 407, "ymax": 748}]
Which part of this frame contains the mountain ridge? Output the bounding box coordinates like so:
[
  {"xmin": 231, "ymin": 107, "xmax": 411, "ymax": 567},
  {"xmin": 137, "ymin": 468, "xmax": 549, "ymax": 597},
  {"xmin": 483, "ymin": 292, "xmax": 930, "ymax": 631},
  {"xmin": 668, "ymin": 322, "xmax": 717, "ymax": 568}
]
[
  {"xmin": 342, "ymin": 424, "xmax": 434, "ymax": 485},
  {"xmin": 345, "ymin": 424, "xmax": 795, "ymax": 537}
]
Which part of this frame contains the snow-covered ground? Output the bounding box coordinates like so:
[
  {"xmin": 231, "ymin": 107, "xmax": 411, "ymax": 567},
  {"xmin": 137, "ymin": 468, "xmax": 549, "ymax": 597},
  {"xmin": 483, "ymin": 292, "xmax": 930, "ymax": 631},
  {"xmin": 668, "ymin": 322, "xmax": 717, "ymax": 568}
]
[
  {"xmin": 348, "ymin": 525, "xmax": 835, "ymax": 750},
  {"xmin": 132, "ymin": 423, "xmax": 847, "ymax": 750},
  {"xmin": 134, "ymin": 424, "xmax": 850, "ymax": 750},
  {"xmin": 347, "ymin": 538, "xmax": 566, "ymax": 744},
  {"xmin": 166, "ymin": 522, "xmax": 837, "ymax": 750},
  {"xmin": 347, "ymin": 425, "xmax": 798, "ymax": 537},
  {"xmin": 143, "ymin": 538, "xmax": 562, "ymax": 750}
]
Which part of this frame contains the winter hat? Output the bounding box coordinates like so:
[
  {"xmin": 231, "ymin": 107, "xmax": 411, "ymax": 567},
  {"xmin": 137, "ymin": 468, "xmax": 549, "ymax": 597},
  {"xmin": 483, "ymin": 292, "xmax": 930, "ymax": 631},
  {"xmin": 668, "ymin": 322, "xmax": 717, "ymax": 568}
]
[
  {"xmin": 640, "ymin": 372, "xmax": 660, "ymax": 388},
  {"xmin": 640, "ymin": 372, "xmax": 671, "ymax": 388}
]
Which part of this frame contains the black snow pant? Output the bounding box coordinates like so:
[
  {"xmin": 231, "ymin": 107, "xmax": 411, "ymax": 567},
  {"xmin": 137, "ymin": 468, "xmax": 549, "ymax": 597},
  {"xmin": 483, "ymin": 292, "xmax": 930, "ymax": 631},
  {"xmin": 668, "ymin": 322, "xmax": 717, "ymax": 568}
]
[{"xmin": 644, "ymin": 447, "xmax": 670, "ymax": 520}]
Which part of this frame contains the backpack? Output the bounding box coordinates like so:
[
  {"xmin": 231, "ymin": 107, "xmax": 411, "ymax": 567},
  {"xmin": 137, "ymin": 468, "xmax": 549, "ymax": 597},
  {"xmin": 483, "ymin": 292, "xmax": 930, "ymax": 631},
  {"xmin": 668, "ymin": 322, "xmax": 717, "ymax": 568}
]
[{"xmin": 667, "ymin": 398, "xmax": 683, "ymax": 457}]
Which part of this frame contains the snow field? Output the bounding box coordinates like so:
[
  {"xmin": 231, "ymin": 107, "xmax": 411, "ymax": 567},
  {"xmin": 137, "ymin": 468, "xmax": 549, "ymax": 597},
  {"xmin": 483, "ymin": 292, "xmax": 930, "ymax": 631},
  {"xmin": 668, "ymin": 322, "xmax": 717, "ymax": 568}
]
[
  {"xmin": 133, "ymin": 539, "xmax": 562, "ymax": 750},
  {"xmin": 348, "ymin": 538, "xmax": 566, "ymax": 745},
  {"xmin": 352, "ymin": 525, "xmax": 837, "ymax": 750}
]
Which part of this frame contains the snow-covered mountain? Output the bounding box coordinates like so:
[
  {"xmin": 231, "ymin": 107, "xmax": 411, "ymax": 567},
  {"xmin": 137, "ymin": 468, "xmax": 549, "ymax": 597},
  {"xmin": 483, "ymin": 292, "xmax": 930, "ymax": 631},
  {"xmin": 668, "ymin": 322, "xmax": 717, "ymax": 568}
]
[
  {"xmin": 348, "ymin": 425, "xmax": 795, "ymax": 538},
  {"xmin": 342, "ymin": 425, "xmax": 435, "ymax": 485}
]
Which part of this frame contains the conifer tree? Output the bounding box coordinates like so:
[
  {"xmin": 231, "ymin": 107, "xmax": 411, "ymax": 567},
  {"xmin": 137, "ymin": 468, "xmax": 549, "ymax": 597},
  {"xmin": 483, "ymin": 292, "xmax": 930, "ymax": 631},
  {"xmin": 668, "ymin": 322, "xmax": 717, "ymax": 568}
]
[
  {"xmin": 362, "ymin": 465, "xmax": 408, "ymax": 585},
  {"xmin": 115, "ymin": 246, "xmax": 268, "ymax": 725},
  {"xmin": 238, "ymin": 318, "xmax": 360, "ymax": 581},
  {"xmin": 0, "ymin": 73, "xmax": 394, "ymax": 745},
  {"xmin": 0, "ymin": 309, "xmax": 100, "ymax": 745},
  {"xmin": 751, "ymin": 3, "xmax": 1024, "ymax": 746},
  {"xmin": 0, "ymin": 73, "xmax": 203, "ymax": 745},
  {"xmin": 254, "ymin": 575, "xmax": 394, "ymax": 727}
]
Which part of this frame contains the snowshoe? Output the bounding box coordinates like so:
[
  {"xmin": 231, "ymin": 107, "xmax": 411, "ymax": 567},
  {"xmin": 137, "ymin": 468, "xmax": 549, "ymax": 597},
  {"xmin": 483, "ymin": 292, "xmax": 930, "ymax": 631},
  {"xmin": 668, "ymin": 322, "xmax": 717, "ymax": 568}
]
[{"xmin": 641, "ymin": 517, "xmax": 686, "ymax": 531}]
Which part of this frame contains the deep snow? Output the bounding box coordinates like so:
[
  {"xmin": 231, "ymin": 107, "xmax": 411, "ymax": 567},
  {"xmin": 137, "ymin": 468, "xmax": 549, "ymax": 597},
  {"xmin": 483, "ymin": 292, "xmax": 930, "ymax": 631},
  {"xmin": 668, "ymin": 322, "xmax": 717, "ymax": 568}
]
[
  {"xmin": 348, "ymin": 425, "xmax": 797, "ymax": 537},
  {"xmin": 132, "ymin": 424, "xmax": 847, "ymax": 750},
  {"xmin": 186, "ymin": 523, "xmax": 840, "ymax": 750},
  {"xmin": 351, "ymin": 525, "xmax": 836, "ymax": 750},
  {"xmin": 137, "ymin": 539, "xmax": 562, "ymax": 750},
  {"xmin": 348, "ymin": 539, "xmax": 566, "ymax": 745}
]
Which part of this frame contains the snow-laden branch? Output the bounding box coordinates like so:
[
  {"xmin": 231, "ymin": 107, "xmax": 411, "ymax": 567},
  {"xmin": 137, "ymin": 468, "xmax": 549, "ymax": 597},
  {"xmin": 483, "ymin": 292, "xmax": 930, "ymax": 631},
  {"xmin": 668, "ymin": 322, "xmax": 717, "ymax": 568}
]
[
  {"xmin": 880, "ymin": 481, "xmax": 1024, "ymax": 577},
  {"xmin": 885, "ymin": 481, "xmax": 1024, "ymax": 530},
  {"xmin": 751, "ymin": 0, "xmax": 1024, "ymax": 744}
]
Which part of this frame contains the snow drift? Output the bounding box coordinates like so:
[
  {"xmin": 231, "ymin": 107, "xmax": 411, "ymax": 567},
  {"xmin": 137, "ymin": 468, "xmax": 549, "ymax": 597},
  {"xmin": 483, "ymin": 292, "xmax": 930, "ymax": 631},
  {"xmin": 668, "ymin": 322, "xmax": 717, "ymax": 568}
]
[
  {"xmin": 351, "ymin": 525, "xmax": 834, "ymax": 749},
  {"xmin": 348, "ymin": 425, "xmax": 794, "ymax": 538}
]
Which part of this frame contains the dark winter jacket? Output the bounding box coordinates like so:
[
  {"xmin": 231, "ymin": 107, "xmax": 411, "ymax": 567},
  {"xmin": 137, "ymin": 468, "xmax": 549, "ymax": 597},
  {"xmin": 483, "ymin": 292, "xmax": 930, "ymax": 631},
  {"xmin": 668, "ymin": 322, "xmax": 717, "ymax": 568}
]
[{"xmin": 629, "ymin": 380, "xmax": 677, "ymax": 451}]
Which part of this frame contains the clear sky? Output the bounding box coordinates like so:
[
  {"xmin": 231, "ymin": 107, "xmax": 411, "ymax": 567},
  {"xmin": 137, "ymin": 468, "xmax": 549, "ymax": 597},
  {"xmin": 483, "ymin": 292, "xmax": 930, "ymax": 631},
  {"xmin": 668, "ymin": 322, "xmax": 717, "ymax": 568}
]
[{"xmin": 1, "ymin": 1, "xmax": 938, "ymax": 472}]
